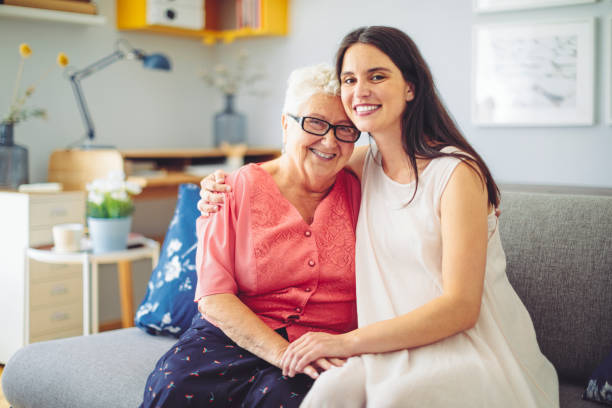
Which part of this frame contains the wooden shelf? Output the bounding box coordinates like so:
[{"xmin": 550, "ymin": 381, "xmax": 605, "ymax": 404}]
[
  {"xmin": 116, "ymin": 0, "xmax": 288, "ymax": 44},
  {"xmin": 0, "ymin": 4, "xmax": 106, "ymax": 25}
]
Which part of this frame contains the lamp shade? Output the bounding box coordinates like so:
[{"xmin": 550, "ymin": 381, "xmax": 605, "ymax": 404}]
[{"xmin": 142, "ymin": 53, "xmax": 171, "ymax": 71}]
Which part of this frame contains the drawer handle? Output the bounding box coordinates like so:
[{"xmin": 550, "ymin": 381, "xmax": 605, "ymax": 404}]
[
  {"xmin": 50, "ymin": 208, "xmax": 68, "ymax": 217},
  {"xmin": 50, "ymin": 286, "xmax": 68, "ymax": 296},
  {"xmin": 51, "ymin": 312, "xmax": 70, "ymax": 321}
]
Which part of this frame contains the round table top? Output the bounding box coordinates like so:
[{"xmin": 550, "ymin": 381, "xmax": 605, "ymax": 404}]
[{"xmin": 27, "ymin": 236, "xmax": 159, "ymax": 264}]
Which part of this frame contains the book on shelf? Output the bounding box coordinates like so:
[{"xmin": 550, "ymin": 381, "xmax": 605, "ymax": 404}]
[
  {"xmin": 0, "ymin": 0, "xmax": 98, "ymax": 15},
  {"xmin": 235, "ymin": 0, "xmax": 261, "ymax": 30}
]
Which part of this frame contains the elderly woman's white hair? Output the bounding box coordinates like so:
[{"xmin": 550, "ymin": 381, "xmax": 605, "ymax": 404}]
[{"xmin": 282, "ymin": 63, "xmax": 340, "ymax": 114}]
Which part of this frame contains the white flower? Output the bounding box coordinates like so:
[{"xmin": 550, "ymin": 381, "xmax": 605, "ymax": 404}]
[
  {"xmin": 88, "ymin": 191, "xmax": 104, "ymax": 205},
  {"xmin": 125, "ymin": 180, "xmax": 142, "ymax": 195},
  {"xmin": 179, "ymin": 277, "xmax": 192, "ymax": 291},
  {"xmin": 110, "ymin": 190, "xmax": 129, "ymax": 202},
  {"xmin": 135, "ymin": 301, "xmax": 159, "ymax": 320},
  {"xmin": 161, "ymin": 312, "xmax": 171, "ymax": 325},
  {"xmin": 108, "ymin": 170, "xmax": 125, "ymax": 183},
  {"xmin": 164, "ymin": 255, "xmax": 181, "ymax": 282},
  {"xmin": 166, "ymin": 238, "xmax": 182, "ymax": 257}
]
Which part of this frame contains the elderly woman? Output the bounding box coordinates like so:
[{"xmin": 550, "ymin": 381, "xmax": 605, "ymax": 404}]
[{"xmin": 140, "ymin": 63, "xmax": 362, "ymax": 408}]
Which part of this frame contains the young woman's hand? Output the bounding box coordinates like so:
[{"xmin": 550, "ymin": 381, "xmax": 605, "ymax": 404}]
[
  {"xmin": 197, "ymin": 170, "xmax": 230, "ymax": 216},
  {"xmin": 280, "ymin": 332, "xmax": 352, "ymax": 378}
]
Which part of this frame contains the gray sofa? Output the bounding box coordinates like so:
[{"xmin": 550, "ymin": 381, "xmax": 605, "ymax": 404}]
[{"xmin": 3, "ymin": 190, "xmax": 612, "ymax": 408}]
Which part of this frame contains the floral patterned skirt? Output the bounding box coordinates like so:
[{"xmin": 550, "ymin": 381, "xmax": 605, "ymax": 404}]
[{"xmin": 140, "ymin": 314, "xmax": 313, "ymax": 407}]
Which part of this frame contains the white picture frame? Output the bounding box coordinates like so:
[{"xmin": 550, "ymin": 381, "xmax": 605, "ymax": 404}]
[
  {"xmin": 473, "ymin": 0, "xmax": 597, "ymax": 13},
  {"xmin": 607, "ymin": 15, "xmax": 612, "ymax": 125},
  {"xmin": 472, "ymin": 19, "xmax": 595, "ymax": 127}
]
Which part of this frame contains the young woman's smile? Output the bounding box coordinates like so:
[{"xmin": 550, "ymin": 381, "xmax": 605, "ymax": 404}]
[{"xmin": 340, "ymin": 43, "xmax": 413, "ymax": 136}]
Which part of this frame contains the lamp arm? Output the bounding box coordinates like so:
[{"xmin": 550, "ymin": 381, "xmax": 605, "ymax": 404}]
[{"xmin": 69, "ymin": 49, "xmax": 126, "ymax": 141}]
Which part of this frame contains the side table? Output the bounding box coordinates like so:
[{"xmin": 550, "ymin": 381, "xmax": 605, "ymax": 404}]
[{"xmin": 26, "ymin": 238, "xmax": 159, "ymax": 336}]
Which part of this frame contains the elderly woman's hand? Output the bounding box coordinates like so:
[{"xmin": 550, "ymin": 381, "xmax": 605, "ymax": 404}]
[
  {"xmin": 198, "ymin": 170, "xmax": 230, "ymax": 216},
  {"xmin": 280, "ymin": 332, "xmax": 352, "ymax": 378}
]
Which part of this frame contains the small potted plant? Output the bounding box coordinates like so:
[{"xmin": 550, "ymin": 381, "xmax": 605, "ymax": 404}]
[{"xmin": 86, "ymin": 171, "xmax": 142, "ymax": 253}]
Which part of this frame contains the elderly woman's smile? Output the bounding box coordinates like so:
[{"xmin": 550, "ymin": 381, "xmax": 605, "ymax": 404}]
[{"xmin": 283, "ymin": 93, "xmax": 355, "ymax": 192}]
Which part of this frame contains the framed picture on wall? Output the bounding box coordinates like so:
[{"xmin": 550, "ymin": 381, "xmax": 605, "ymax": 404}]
[
  {"xmin": 473, "ymin": 0, "xmax": 597, "ymax": 13},
  {"xmin": 607, "ymin": 15, "xmax": 612, "ymax": 125},
  {"xmin": 472, "ymin": 19, "xmax": 595, "ymax": 126}
]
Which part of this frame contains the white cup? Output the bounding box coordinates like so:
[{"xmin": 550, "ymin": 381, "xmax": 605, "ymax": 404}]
[{"xmin": 52, "ymin": 223, "xmax": 84, "ymax": 252}]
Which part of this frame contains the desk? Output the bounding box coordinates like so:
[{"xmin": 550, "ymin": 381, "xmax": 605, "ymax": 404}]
[
  {"xmin": 48, "ymin": 147, "xmax": 281, "ymax": 199},
  {"xmin": 26, "ymin": 238, "xmax": 159, "ymax": 335}
]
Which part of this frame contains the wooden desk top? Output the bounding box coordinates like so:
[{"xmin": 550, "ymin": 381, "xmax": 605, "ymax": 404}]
[{"xmin": 120, "ymin": 147, "xmax": 280, "ymax": 159}]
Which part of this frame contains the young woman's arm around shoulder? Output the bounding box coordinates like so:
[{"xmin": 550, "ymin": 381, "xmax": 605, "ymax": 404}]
[{"xmin": 280, "ymin": 162, "xmax": 490, "ymax": 377}]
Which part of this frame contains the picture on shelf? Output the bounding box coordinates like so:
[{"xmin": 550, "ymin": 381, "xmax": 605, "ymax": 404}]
[
  {"xmin": 473, "ymin": 0, "xmax": 596, "ymax": 13},
  {"xmin": 472, "ymin": 19, "xmax": 595, "ymax": 126}
]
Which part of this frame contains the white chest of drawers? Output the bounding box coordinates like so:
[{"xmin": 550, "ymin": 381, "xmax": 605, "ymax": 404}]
[{"xmin": 0, "ymin": 191, "xmax": 85, "ymax": 363}]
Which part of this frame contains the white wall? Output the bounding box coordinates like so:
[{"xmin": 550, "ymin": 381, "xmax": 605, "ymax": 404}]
[
  {"xmin": 1, "ymin": 0, "xmax": 611, "ymax": 188},
  {"xmin": 1, "ymin": 0, "xmax": 611, "ymax": 321}
]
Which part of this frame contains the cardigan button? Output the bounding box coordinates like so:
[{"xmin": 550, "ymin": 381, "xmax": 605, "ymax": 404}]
[
  {"xmin": 308, "ymin": 259, "xmax": 315, "ymax": 267},
  {"xmin": 295, "ymin": 307, "xmax": 302, "ymax": 313},
  {"xmin": 305, "ymin": 287, "xmax": 312, "ymax": 292},
  {"xmin": 304, "ymin": 230, "xmax": 312, "ymax": 237}
]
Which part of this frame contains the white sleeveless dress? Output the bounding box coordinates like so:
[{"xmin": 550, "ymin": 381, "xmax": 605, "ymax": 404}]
[{"xmin": 301, "ymin": 148, "xmax": 559, "ymax": 408}]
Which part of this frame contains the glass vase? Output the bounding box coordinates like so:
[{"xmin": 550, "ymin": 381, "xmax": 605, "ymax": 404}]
[
  {"xmin": 214, "ymin": 94, "xmax": 247, "ymax": 147},
  {"xmin": 0, "ymin": 122, "xmax": 29, "ymax": 189}
]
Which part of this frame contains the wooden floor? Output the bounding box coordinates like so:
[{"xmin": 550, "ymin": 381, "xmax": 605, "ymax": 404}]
[{"xmin": 0, "ymin": 365, "xmax": 9, "ymax": 408}]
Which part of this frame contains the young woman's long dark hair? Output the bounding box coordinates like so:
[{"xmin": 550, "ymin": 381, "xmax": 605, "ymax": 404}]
[{"xmin": 336, "ymin": 26, "xmax": 500, "ymax": 208}]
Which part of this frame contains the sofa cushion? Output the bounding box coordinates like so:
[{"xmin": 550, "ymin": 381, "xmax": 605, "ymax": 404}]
[
  {"xmin": 499, "ymin": 192, "xmax": 612, "ymax": 383},
  {"xmin": 582, "ymin": 347, "xmax": 612, "ymax": 405},
  {"xmin": 2, "ymin": 328, "xmax": 176, "ymax": 408},
  {"xmin": 135, "ymin": 183, "xmax": 201, "ymax": 336}
]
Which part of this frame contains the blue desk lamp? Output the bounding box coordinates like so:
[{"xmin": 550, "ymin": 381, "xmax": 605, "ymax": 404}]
[{"xmin": 68, "ymin": 39, "xmax": 171, "ymax": 149}]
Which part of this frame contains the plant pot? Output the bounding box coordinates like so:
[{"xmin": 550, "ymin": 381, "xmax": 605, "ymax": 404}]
[
  {"xmin": 87, "ymin": 216, "xmax": 132, "ymax": 253},
  {"xmin": 0, "ymin": 122, "xmax": 29, "ymax": 189},
  {"xmin": 214, "ymin": 94, "xmax": 247, "ymax": 147}
]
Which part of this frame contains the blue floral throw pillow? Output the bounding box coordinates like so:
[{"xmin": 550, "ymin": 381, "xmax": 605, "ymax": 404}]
[
  {"xmin": 583, "ymin": 347, "xmax": 612, "ymax": 405},
  {"xmin": 135, "ymin": 183, "xmax": 201, "ymax": 337}
]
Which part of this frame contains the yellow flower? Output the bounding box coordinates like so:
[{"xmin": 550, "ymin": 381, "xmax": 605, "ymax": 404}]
[
  {"xmin": 19, "ymin": 43, "xmax": 32, "ymax": 58},
  {"xmin": 56, "ymin": 52, "xmax": 69, "ymax": 67}
]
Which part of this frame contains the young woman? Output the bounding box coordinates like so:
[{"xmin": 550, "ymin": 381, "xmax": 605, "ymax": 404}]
[{"xmin": 200, "ymin": 26, "xmax": 559, "ymax": 407}]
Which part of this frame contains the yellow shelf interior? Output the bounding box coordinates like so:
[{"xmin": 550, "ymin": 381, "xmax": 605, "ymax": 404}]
[{"xmin": 116, "ymin": 0, "xmax": 288, "ymax": 44}]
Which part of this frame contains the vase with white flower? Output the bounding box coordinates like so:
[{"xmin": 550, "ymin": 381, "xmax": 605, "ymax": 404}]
[
  {"xmin": 201, "ymin": 50, "xmax": 266, "ymax": 147},
  {"xmin": 1, "ymin": 43, "xmax": 69, "ymax": 189},
  {"xmin": 86, "ymin": 171, "xmax": 142, "ymax": 253}
]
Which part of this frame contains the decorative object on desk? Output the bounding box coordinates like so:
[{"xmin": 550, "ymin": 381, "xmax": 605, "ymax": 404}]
[
  {"xmin": 214, "ymin": 93, "xmax": 247, "ymax": 146},
  {"xmin": 1, "ymin": 44, "xmax": 69, "ymax": 189},
  {"xmin": 86, "ymin": 171, "xmax": 142, "ymax": 253},
  {"xmin": 52, "ymin": 223, "xmax": 83, "ymax": 252},
  {"xmin": 135, "ymin": 183, "xmax": 200, "ymax": 336},
  {"xmin": 0, "ymin": 121, "xmax": 28, "ymax": 189},
  {"xmin": 201, "ymin": 50, "xmax": 266, "ymax": 146},
  {"xmin": 66, "ymin": 38, "xmax": 171, "ymax": 149}
]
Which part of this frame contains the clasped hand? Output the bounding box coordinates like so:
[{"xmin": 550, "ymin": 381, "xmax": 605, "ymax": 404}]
[{"xmin": 280, "ymin": 332, "xmax": 351, "ymax": 379}]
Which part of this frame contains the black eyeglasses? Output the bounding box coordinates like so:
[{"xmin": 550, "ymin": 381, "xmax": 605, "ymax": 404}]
[{"xmin": 287, "ymin": 113, "xmax": 361, "ymax": 143}]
